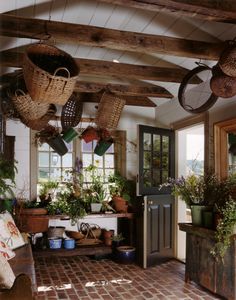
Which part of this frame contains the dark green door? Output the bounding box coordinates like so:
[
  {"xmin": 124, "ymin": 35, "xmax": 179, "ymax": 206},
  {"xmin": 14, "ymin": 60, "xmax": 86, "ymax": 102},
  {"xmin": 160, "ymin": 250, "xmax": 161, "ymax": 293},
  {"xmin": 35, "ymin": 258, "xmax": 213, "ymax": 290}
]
[{"xmin": 136, "ymin": 125, "xmax": 175, "ymax": 268}]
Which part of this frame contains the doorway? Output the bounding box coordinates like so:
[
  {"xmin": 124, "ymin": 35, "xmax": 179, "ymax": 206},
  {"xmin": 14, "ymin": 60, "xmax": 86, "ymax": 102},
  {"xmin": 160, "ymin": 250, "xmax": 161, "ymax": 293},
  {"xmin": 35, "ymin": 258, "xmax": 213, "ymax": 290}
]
[{"xmin": 176, "ymin": 123, "xmax": 205, "ymax": 261}]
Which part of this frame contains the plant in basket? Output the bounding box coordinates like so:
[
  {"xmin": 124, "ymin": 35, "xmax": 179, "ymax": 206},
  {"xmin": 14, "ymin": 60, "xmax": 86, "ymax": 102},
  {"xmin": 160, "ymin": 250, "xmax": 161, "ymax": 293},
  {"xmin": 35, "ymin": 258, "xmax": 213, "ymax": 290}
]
[
  {"xmin": 34, "ymin": 125, "xmax": 68, "ymax": 156},
  {"xmin": 81, "ymin": 126, "xmax": 99, "ymax": 143},
  {"xmin": 94, "ymin": 128, "xmax": 113, "ymax": 156}
]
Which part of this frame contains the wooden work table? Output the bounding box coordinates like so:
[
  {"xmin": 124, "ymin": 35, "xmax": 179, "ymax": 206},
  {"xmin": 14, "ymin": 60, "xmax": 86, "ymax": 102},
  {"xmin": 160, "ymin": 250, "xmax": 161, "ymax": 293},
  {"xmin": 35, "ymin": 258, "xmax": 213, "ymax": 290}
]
[{"xmin": 179, "ymin": 223, "xmax": 236, "ymax": 300}]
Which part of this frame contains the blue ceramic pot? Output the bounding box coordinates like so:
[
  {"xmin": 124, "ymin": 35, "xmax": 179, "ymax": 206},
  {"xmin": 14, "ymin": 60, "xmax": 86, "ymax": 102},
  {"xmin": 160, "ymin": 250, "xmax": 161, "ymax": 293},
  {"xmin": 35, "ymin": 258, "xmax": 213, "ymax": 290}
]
[
  {"xmin": 64, "ymin": 238, "xmax": 75, "ymax": 249},
  {"xmin": 116, "ymin": 246, "xmax": 136, "ymax": 264},
  {"xmin": 48, "ymin": 238, "xmax": 62, "ymax": 249}
]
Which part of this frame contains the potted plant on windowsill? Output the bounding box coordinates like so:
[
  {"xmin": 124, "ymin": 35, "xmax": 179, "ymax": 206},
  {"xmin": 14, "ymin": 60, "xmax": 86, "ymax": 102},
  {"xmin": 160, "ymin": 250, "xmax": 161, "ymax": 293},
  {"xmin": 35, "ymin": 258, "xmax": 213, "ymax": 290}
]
[
  {"xmin": 108, "ymin": 172, "xmax": 132, "ymax": 213},
  {"xmin": 83, "ymin": 164, "xmax": 107, "ymax": 213}
]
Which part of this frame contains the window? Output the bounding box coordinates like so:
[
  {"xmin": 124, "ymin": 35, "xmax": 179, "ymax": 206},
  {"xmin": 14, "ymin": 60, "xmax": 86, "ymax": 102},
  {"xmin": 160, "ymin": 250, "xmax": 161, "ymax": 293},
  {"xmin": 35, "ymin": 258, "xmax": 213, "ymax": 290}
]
[{"xmin": 32, "ymin": 129, "xmax": 126, "ymax": 199}]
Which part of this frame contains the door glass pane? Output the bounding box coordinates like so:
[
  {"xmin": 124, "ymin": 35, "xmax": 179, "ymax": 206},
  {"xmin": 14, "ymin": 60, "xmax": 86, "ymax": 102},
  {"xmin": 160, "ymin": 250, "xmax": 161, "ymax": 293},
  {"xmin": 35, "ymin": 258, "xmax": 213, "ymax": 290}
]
[
  {"xmin": 153, "ymin": 153, "xmax": 161, "ymax": 168},
  {"xmin": 162, "ymin": 136, "xmax": 169, "ymax": 153},
  {"xmin": 162, "ymin": 153, "xmax": 169, "ymax": 169},
  {"xmin": 162, "ymin": 170, "xmax": 169, "ymax": 183},
  {"xmin": 153, "ymin": 169, "xmax": 160, "ymax": 186},
  {"xmin": 143, "ymin": 169, "xmax": 152, "ymax": 187},
  {"xmin": 38, "ymin": 153, "xmax": 49, "ymax": 167},
  {"xmin": 144, "ymin": 133, "xmax": 151, "ymax": 150},
  {"xmin": 153, "ymin": 135, "xmax": 160, "ymax": 152},
  {"xmin": 144, "ymin": 151, "xmax": 151, "ymax": 168}
]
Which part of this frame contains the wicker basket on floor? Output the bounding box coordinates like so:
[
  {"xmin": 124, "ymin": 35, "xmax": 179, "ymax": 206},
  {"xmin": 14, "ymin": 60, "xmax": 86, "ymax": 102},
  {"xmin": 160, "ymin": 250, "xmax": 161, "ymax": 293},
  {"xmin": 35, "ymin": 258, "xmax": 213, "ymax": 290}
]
[
  {"xmin": 23, "ymin": 43, "xmax": 79, "ymax": 105},
  {"xmin": 95, "ymin": 92, "xmax": 126, "ymax": 130}
]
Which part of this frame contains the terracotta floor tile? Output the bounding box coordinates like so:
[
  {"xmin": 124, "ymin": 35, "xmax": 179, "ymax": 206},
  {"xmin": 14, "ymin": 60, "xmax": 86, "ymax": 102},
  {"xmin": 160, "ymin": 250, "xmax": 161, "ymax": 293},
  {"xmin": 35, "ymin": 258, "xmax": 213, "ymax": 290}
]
[{"xmin": 34, "ymin": 255, "xmax": 222, "ymax": 300}]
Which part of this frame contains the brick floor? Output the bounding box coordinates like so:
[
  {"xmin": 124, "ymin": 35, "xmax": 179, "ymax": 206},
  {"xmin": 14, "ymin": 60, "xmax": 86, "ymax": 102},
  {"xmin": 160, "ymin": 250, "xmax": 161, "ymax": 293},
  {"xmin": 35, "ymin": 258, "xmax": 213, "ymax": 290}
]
[{"xmin": 34, "ymin": 255, "xmax": 223, "ymax": 300}]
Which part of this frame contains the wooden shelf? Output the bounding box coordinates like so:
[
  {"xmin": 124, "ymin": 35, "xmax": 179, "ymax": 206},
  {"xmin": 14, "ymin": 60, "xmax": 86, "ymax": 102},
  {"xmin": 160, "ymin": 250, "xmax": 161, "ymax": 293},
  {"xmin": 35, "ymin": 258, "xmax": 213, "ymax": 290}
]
[
  {"xmin": 46, "ymin": 212, "xmax": 134, "ymax": 220},
  {"xmin": 33, "ymin": 244, "xmax": 112, "ymax": 257}
]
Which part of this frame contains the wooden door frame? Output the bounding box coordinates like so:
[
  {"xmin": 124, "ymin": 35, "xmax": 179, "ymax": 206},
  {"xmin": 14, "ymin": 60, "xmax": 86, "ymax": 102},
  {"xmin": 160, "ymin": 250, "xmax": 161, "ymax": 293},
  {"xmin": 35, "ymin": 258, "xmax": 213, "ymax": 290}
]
[{"xmin": 214, "ymin": 117, "xmax": 236, "ymax": 179}]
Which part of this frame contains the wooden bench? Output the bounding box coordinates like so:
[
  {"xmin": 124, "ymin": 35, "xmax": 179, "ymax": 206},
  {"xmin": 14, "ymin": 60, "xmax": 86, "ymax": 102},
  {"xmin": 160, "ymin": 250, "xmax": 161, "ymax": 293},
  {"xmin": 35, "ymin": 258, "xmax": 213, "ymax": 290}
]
[{"xmin": 0, "ymin": 243, "xmax": 36, "ymax": 300}]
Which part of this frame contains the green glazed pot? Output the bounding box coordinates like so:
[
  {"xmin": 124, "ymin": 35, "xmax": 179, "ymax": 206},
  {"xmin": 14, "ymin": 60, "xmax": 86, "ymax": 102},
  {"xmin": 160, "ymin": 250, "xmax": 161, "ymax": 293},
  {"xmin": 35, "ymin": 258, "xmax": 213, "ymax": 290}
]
[
  {"xmin": 190, "ymin": 205, "xmax": 211, "ymax": 226},
  {"xmin": 47, "ymin": 135, "xmax": 68, "ymax": 156},
  {"xmin": 62, "ymin": 128, "xmax": 78, "ymax": 143},
  {"xmin": 94, "ymin": 139, "xmax": 113, "ymax": 156}
]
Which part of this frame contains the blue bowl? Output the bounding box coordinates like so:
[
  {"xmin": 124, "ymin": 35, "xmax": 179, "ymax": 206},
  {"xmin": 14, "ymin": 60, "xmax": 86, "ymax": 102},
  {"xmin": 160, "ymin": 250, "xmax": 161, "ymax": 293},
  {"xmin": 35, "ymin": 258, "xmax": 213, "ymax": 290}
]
[
  {"xmin": 64, "ymin": 238, "xmax": 75, "ymax": 249},
  {"xmin": 48, "ymin": 238, "xmax": 62, "ymax": 249}
]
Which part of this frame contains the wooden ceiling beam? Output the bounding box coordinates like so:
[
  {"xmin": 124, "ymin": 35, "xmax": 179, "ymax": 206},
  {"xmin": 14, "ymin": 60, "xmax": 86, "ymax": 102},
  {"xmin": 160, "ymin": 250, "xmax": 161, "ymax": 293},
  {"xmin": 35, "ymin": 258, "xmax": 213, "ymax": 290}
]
[
  {"xmin": 75, "ymin": 81, "xmax": 173, "ymax": 98},
  {"xmin": 79, "ymin": 93, "xmax": 157, "ymax": 107},
  {"xmin": 0, "ymin": 71, "xmax": 171, "ymax": 98},
  {"xmin": 97, "ymin": 0, "xmax": 236, "ymax": 23},
  {"xmin": 0, "ymin": 14, "xmax": 224, "ymax": 60},
  {"xmin": 0, "ymin": 50, "xmax": 201, "ymax": 84}
]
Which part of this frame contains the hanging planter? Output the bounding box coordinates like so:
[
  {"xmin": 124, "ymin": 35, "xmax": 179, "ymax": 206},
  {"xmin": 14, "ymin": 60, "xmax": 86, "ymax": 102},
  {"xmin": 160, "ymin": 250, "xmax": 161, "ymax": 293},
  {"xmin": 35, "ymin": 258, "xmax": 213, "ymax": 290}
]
[
  {"xmin": 94, "ymin": 139, "xmax": 113, "ymax": 156},
  {"xmin": 81, "ymin": 126, "xmax": 99, "ymax": 143},
  {"xmin": 62, "ymin": 127, "xmax": 78, "ymax": 143},
  {"xmin": 47, "ymin": 135, "xmax": 68, "ymax": 156}
]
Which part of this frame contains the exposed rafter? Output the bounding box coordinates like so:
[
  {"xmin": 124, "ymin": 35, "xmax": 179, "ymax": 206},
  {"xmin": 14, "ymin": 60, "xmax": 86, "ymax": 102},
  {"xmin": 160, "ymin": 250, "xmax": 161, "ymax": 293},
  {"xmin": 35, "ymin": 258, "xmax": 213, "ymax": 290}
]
[
  {"xmin": 97, "ymin": 0, "xmax": 236, "ymax": 23},
  {"xmin": 0, "ymin": 50, "xmax": 202, "ymax": 84},
  {"xmin": 0, "ymin": 14, "xmax": 225, "ymax": 60}
]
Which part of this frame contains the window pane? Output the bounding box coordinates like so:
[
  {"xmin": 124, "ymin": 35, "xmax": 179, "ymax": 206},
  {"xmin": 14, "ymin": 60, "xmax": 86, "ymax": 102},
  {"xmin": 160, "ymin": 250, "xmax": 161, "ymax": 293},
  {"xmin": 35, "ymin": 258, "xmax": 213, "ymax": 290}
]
[
  {"xmin": 94, "ymin": 155, "xmax": 103, "ymax": 167},
  {"xmin": 38, "ymin": 152, "xmax": 49, "ymax": 167},
  {"xmin": 64, "ymin": 141, "xmax": 73, "ymax": 152},
  {"xmin": 50, "ymin": 168, "xmax": 61, "ymax": 181},
  {"xmin": 106, "ymin": 143, "xmax": 114, "ymax": 153},
  {"xmin": 62, "ymin": 153, "xmax": 73, "ymax": 168},
  {"xmin": 38, "ymin": 167, "xmax": 49, "ymax": 180},
  {"xmin": 93, "ymin": 140, "xmax": 98, "ymax": 150},
  {"xmin": 82, "ymin": 153, "xmax": 93, "ymax": 167},
  {"xmin": 105, "ymin": 154, "xmax": 114, "ymax": 168},
  {"xmin": 39, "ymin": 143, "xmax": 49, "ymax": 151},
  {"xmin": 82, "ymin": 141, "xmax": 93, "ymax": 152},
  {"xmin": 50, "ymin": 153, "xmax": 60, "ymax": 167},
  {"xmin": 62, "ymin": 168, "xmax": 72, "ymax": 181},
  {"xmin": 104, "ymin": 169, "xmax": 114, "ymax": 181},
  {"xmin": 144, "ymin": 133, "xmax": 151, "ymax": 150}
]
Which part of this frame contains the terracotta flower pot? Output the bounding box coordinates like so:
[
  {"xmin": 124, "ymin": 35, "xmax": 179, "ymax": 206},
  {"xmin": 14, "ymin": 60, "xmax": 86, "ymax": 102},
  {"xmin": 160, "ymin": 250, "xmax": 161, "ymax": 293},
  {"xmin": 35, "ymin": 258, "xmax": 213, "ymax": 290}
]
[
  {"xmin": 112, "ymin": 196, "xmax": 128, "ymax": 213},
  {"xmin": 81, "ymin": 126, "xmax": 99, "ymax": 143}
]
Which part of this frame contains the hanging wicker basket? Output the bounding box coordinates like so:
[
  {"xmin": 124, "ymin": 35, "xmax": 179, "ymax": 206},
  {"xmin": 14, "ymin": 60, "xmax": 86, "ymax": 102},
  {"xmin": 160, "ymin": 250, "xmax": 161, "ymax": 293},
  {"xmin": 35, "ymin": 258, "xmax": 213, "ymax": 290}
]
[
  {"xmin": 23, "ymin": 43, "xmax": 79, "ymax": 105},
  {"xmin": 21, "ymin": 104, "xmax": 57, "ymax": 131},
  {"xmin": 12, "ymin": 89, "xmax": 50, "ymax": 120},
  {"xmin": 219, "ymin": 43, "xmax": 236, "ymax": 77},
  {"xmin": 61, "ymin": 93, "xmax": 83, "ymax": 131},
  {"xmin": 210, "ymin": 74, "xmax": 236, "ymax": 98},
  {"xmin": 95, "ymin": 92, "xmax": 126, "ymax": 130}
]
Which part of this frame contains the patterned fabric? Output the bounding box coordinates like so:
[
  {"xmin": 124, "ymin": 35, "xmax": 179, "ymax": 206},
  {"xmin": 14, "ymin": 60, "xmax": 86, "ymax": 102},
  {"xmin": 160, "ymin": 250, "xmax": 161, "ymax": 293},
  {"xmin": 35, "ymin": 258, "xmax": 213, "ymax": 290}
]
[
  {"xmin": 0, "ymin": 211, "xmax": 25, "ymax": 250},
  {"xmin": 0, "ymin": 235, "xmax": 15, "ymax": 260},
  {"xmin": 0, "ymin": 254, "xmax": 15, "ymax": 289}
]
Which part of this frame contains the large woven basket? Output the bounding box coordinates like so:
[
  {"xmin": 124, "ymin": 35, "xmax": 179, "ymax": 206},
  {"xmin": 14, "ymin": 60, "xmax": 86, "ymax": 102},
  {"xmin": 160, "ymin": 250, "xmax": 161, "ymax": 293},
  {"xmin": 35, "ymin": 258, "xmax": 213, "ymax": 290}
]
[
  {"xmin": 21, "ymin": 104, "xmax": 57, "ymax": 131},
  {"xmin": 12, "ymin": 89, "xmax": 50, "ymax": 120},
  {"xmin": 95, "ymin": 92, "xmax": 126, "ymax": 130},
  {"xmin": 61, "ymin": 93, "xmax": 83, "ymax": 131},
  {"xmin": 23, "ymin": 43, "xmax": 79, "ymax": 105}
]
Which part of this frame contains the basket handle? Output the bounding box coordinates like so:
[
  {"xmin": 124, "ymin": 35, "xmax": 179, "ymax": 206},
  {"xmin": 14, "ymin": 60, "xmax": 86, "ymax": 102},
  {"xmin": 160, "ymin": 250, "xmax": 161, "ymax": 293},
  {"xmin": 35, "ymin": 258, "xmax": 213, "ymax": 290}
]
[
  {"xmin": 46, "ymin": 67, "xmax": 71, "ymax": 93},
  {"xmin": 15, "ymin": 89, "xmax": 26, "ymax": 97}
]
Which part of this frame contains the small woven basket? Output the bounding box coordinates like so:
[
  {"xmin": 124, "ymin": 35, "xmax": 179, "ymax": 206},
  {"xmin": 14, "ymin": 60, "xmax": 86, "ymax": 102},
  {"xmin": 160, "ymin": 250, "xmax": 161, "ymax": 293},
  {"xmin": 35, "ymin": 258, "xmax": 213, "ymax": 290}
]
[
  {"xmin": 12, "ymin": 89, "xmax": 50, "ymax": 120},
  {"xmin": 95, "ymin": 92, "xmax": 126, "ymax": 130},
  {"xmin": 23, "ymin": 43, "xmax": 79, "ymax": 105},
  {"xmin": 61, "ymin": 93, "xmax": 83, "ymax": 131},
  {"xmin": 21, "ymin": 104, "xmax": 57, "ymax": 131}
]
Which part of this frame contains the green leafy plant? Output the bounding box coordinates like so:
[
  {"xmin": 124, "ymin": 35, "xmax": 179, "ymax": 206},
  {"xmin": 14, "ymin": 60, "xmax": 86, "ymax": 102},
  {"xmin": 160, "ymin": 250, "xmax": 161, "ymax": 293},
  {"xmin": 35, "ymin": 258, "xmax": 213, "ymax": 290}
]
[
  {"xmin": 111, "ymin": 233, "xmax": 125, "ymax": 242},
  {"xmin": 211, "ymin": 198, "xmax": 236, "ymax": 260},
  {"xmin": 0, "ymin": 155, "xmax": 18, "ymax": 198},
  {"xmin": 108, "ymin": 172, "xmax": 132, "ymax": 202},
  {"xmin": 39, "ymin": 180, "xmax": 59, "ymax": 198},
  {"xmin": 83, "ymin": 164, "xmax": 106, "ymax": 204}
]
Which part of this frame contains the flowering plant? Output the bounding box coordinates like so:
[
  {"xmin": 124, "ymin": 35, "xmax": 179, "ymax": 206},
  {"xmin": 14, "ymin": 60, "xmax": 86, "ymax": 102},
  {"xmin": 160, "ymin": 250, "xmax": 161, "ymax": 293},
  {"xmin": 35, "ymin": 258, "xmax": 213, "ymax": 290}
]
[{"xmin": 161, "ymin": 172, "xmax": 235, "ymax": 207}]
